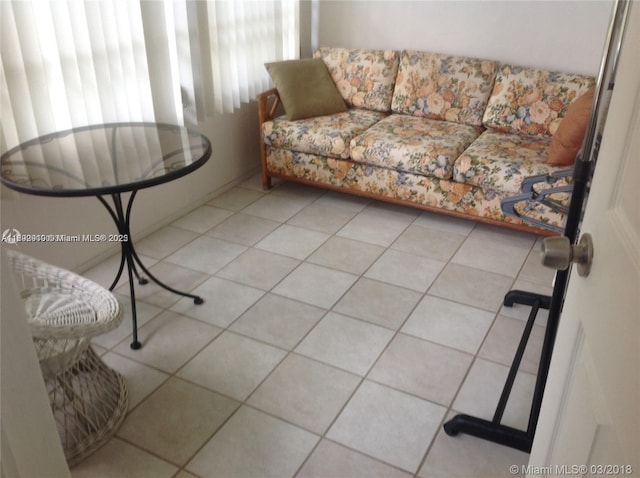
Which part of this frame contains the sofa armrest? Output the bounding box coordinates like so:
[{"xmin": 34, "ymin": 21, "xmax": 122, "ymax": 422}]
[
  {"xmin": 256, "ymin": 88, "xmax": 280, "ymax": 190},
  {"xmin": 257, "ymin": 88, "xmax": 281, "ymax": 124}
]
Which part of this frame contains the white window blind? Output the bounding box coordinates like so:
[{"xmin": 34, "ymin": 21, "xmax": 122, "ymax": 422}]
[
  {"xmin": 1, "ymin": 1, "xmax": 156, "ymax": 152},
  {"xmin": 205, "ymin": 0, "xmax": 299, "ymax": 114},
  {"xmin": 1, "ymin": 0, "xmax": 299, "ymax": 151}
]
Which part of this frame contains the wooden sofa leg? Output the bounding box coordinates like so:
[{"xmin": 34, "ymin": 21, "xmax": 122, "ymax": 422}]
[{"xmin": 262, "ymin": 171, "xmax": 272, "ymax": 190}]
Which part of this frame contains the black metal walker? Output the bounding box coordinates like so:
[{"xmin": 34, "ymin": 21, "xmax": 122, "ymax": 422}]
[{"xmin": 443, "ymin": 0, "xmax": 631, "ymax": 453}]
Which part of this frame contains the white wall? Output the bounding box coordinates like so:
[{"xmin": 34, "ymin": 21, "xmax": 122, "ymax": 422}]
[
  {"xmin": 312, "ymin": 0, "xmax": 613, "ymax": 76},
  {"xmin": 1, "ymin": 252, "xmax": 70, "ymax": 477}
]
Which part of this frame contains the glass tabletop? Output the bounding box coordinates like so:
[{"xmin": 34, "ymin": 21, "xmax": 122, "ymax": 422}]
[{"xmin": 0, "ymin": 122, "xmax": 211, "ymax": 197}]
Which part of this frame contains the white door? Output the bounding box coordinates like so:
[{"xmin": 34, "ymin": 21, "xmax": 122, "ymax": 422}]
[{"xmin": 528, "ymin": 3, "xmax": 639, "ymax": 475}]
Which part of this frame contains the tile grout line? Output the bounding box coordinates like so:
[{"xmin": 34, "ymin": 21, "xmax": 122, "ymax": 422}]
[{"xmin": 83, "ymin": 179, "xmax": 542, "ymax": 476}]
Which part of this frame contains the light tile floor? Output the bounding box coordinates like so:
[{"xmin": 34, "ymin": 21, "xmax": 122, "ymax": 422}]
[{"xmin": 72, "ymin": 174, "xmax": 555, "ymax": 478}]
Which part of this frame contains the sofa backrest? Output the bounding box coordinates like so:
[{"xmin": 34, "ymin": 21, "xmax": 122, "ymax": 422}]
[
  {"xmin": 314, "ymin": 47, "xmax": 400, "ymax": 113},
  {"xmin": 391, "ymin": 50, "xmax": 498, "ymax": 127},
  {"xmin": 482, "ymin": 65, "xmax": 595, "ymax": 138}
]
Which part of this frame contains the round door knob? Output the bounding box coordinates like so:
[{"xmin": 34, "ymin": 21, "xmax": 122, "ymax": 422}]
[
  {"xmin": 541, "ymin": 237, "xmax": 573, "ymax": 270},
  {"xmin": 541, "ymin": 234, "xmax": 594, "ymax": 277}
]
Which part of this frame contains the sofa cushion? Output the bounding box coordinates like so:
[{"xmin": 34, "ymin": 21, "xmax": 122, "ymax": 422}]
[
  {"xmin": 547, "ymin": 87, "xmax": 595, "ymax": 166},
  {"xmin": 350, "ymin": 114, "xmax": 480, "ymax": 180},
  {"xmin": 453, "ymin": 130, "xmax": 564, "ymax": 194},
  {"xmin": 391, "ymin": 50, "xmax": 498, "ymax": 127},
  {"xmin": 265, "ymin": 58, "xmax": 348, "ymax": 120},
  {"xmin": 483, "ymin": 64, "xmax": 595, "ymax": 138},
  {"xmin": 262, "ymin": 108, "xmax": 387, "ymax": 159},
  {"xmin": 265, "ymin": 147, "xmax": 567, "ymax": 230},
  {"xmin": 314, "ymin": 47, "xmax": 400, "ymax": 112}
]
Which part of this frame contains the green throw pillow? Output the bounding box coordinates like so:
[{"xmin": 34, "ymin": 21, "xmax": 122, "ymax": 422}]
[{"xmin": 265, "ymin": 58, "xmax": 347, "ymax": 120}]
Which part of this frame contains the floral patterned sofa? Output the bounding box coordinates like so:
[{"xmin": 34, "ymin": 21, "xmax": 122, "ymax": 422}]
[{"xmin": 257, "ymin": 47, "xmax": 594, "ymax": 235}]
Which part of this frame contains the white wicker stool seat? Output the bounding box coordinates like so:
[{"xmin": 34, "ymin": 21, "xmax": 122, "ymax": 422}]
[{"xmin": 7, "ymin": 250, "xmax": 128, "ymax": 466}]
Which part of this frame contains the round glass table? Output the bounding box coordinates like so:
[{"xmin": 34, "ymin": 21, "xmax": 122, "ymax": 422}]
[{"xmin": 1, "ymin": 122, "xmax": 212, "ymax": 349}]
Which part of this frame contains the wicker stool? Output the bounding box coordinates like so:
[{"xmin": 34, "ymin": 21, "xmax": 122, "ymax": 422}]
[{"xmin": 7, "ymin": 250, "xmax": 128, "ymax": 466}]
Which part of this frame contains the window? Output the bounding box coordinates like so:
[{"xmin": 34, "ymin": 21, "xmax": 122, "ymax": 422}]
[{"xmin": 1, "ymin": 0, "xmax": 299, "ymax": 151}]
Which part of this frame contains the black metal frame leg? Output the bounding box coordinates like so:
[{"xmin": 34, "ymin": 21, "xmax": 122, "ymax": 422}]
[
  {"xmin": 97, "ymin": 192, "xmax": 204, "ymax": 349},
  {"xmin": 443, "ymin": 289, "xmax": 553, "ymax": 453}
]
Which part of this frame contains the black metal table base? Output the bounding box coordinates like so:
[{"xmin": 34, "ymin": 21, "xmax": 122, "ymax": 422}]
[
  {"xmin": 98, "ymin": 191, "xmax": 204, "ymax": 349},
  {"xmin": 443, "ymin": 289, "xmax": 552, "ymax": 453}
]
